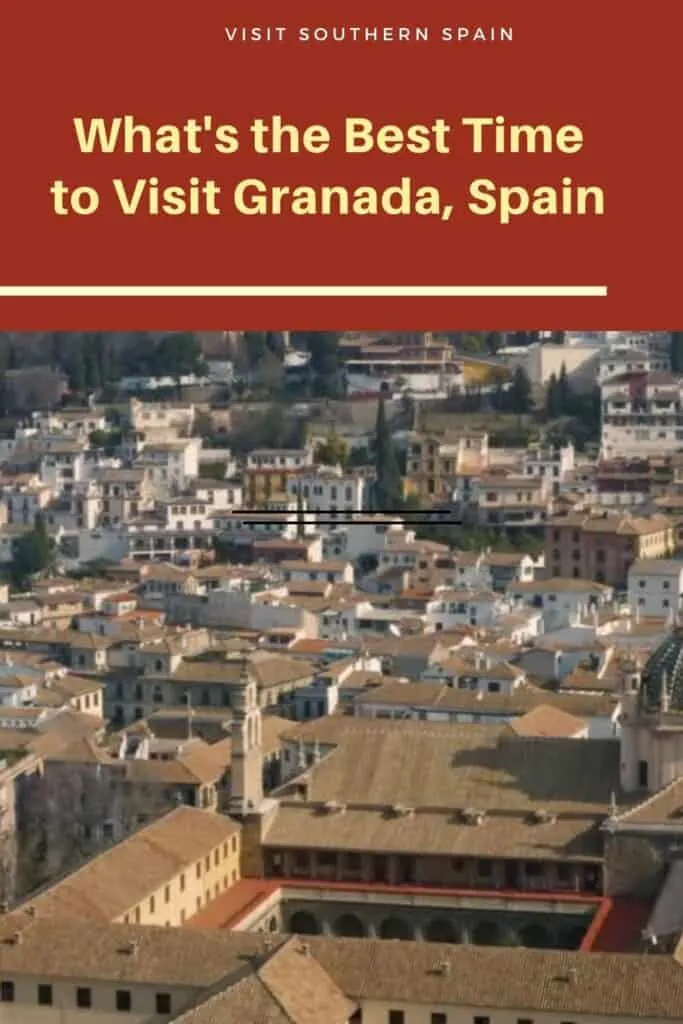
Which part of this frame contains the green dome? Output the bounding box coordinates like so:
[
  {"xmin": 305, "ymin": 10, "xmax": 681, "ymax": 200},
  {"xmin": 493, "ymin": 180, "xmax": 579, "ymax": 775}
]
[{"xmin": 640, "ymin": 629, "xmax": 683, "ymax": 712}]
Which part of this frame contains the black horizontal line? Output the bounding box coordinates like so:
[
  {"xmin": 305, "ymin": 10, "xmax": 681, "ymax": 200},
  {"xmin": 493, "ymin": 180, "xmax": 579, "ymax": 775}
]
[{"xmin": 227, "ymin": 519, "xmax": 457, "ymax": 528}]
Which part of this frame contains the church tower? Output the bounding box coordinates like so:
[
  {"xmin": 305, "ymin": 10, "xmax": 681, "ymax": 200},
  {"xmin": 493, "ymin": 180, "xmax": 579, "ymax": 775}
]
[{"xmin": 229, "ymin": 659, "xmax": 264, "ymax": 817}]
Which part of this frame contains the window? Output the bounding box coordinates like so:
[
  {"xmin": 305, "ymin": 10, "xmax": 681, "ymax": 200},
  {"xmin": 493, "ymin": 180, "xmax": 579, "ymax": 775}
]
[
  {"xmin": 149, "ymin": 895, "xmax": 155, "ymax": 913},
  {"xmin": 38, "ymin": 984, "xmax": 53, "ymax": 1006},
  {"xmin": 155, "ymin": 993, "xmax": 172, "ymax": 1014},
  {"xmin": 388, "ymin": 1012, "xmax": 405, "ymax": 1024},
  {"xmin": 196, "ymin": 863, "xmax": 202, "ymax": 878},
  {"xmin": 517, "ymin": 1019, "xmax": 534, "ymax": 1024},
  {"xmin": 179, "ymin": 873, "xmax": 185, "ymax": 892},
  {"xmin": 639, "ymin": 760, "xmax": 649, "ymax": 788},
  {"xmin": 557, "ymin": 863, "xmax": 572, "ymax": 882},
  {"xmin": 0, "ymin": 981, "xmax": 14, "ymax": 1002},
  {"xmin": 164, "ymin": 885, "xmax": 170, "ymax": 903},
  {"xmin": 473, "ymin": 1018, "xmax": 491, "ymax": 1024},
  {"xmin": 76, "ymin": 987, "xmax": 92, "ymax": 1008},
  {"xmin": 116, "ymin": 989, "xmax": 132, "ymax": 1012},
  {"xmin": 431, "ymin": 1014, "xmax": 447, "ymax": 1024}
]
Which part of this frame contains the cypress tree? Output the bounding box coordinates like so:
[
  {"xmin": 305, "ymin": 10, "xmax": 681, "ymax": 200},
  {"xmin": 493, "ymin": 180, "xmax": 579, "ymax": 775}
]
[{"xmin": 373, "ymin": 397, "xmax": 403, "ymax": 511}]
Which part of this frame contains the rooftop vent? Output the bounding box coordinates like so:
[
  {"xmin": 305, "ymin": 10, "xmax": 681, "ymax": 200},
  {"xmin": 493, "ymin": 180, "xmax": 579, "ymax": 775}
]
[
  {"xmin": 460, "ymin": 807, "xmax": 486, "ymax": 825},
  {"xmin": 322, "ymin": 801, "xmax": 346, "ymax": 815},
  {"xmin": 389, "ymin": 804, "xmax": 414, "ymax": 818},
  {"xmin": 553, "ymin": 967, "xmax": 579, "ymax": 984},
  {"xmin": 529, "ymin": 808, "xmax": 557, "ymax": 825},
  {"xmin": 121, "ymin": 940, "xmax": 138, "ymax": 956},
  {"xmin": 432, "ymin": 959, "xmax": 451, "ymax": 976},
  {"xmin": 298, "ymin": 942, "xmax": 311, "ymax": 956}
]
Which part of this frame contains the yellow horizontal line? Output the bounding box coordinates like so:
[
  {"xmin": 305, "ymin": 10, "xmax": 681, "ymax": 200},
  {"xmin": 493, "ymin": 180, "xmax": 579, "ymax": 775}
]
[{"xmin": 0, "ymin": 285, "xmax": 607, "ymax": 298}]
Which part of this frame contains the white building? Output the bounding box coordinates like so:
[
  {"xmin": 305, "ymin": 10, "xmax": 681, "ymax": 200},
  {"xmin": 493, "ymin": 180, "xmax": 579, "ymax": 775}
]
[
  {"xmin": 628, "ymin": 558, "xmax": 683, "ymax": 618},
  {"xmin": 281, "ymin": 559, "xmax": 354, "ymax": 587},
  {"xmin": 137, "ymin": 438, "xmax": 201, "ymax": 491},
  {"xmin": 426, "ymin": 588, "xmax": 510, "ymax": 630},
  {"xmin": 322, "ymin": 517, "xmax": 406, "ymax": 563},
  {"xmin": 600, "ymin": 370, "xmax": 683, "ymax": 458},
  {"xmin": 508, "ymin": 578, "xmax": 614, "ymax": 631},
  {"xmin": 287, "ymin": 467, "xmax": 366, "ymax": 528},
  {"xmin": 521, "ymin": 443, "xmax": 576, "ymax": 494}
]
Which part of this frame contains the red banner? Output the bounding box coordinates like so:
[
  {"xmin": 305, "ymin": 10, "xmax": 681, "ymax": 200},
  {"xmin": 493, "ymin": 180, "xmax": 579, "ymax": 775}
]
[{"xmin": 0, "ymin": 0, "xmax": 680, "ymax": 327}]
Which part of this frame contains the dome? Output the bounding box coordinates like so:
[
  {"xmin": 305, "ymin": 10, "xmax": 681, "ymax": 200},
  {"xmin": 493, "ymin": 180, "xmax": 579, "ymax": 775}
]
[{"xmin": 640, "ymin": 628, "xmax": 683, "ymax": 712}]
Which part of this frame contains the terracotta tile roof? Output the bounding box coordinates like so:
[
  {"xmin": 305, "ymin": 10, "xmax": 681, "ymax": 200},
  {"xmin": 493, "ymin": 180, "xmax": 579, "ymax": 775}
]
[
  {"xmin": 268, "ymin": 717, "xmax": 621, "ymax": 860},
  {"xmin": 25, "ymin": 807, "xmax": 241, "ymax": 923},
  {"xmin": 2, "ymin": 917, "xmax": 683, "ymax": 1017},
  {"xmin": 506, "ymin": 704, "xmax": 588, "ymax": 739}
]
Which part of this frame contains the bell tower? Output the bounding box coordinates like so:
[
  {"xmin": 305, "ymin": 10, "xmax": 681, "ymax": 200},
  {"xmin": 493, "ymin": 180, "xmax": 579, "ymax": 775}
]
[
  {"xmin": 229, "ymin": 659, "xmax": 264, "ymax": 817},
  {"xmin": 618, "ymin": 654, "xmax": 645, "ymax": 793}
]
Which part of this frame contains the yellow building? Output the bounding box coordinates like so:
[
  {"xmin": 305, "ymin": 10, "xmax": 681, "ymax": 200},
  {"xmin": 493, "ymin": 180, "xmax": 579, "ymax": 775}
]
[
  {"xmin": 403, "ymin": 431, "xmax": 489, "ymax": 500},
  {"xmin": 24, "ymin": 806, "xmax": 242, "ymax": 929}
]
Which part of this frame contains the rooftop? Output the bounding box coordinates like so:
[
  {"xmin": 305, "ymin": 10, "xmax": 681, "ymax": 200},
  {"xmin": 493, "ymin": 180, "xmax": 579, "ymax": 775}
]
[{"xmin": 25, "ymin": 807, "xmax": 240, "ymax": 923}]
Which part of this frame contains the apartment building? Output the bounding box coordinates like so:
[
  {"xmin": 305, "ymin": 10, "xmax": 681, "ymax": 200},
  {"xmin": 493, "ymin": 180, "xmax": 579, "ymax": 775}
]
[
  {"xmin": 137, "ymin": 439, "xmax": 201, "ymax": 492},
  {"xmin": 507, "ymin": 577, "xmax": 614, "ymax": 631},
  {"xmin": 129, "ymin": 397, "xmax": 196, "ymax": 438},
  {"xmin": 600, "ymin": 369, "xmax": 683, "ymax": 458},
  {"xmin": 545, "ymin": 511, "xmax": 675, "ymax": 587},
  {"xmin": 403, "ymin": 431, "xmax": 489, "ymax": 501},
  {"xmin": 470, "ymin": 473, "xmax": 553, "ymax": 531},
  {"xmin": 341, "ymin": 331, "xmax": 464, "ymax": 397},
  {"xmin": 595, "ymin": 455, "xmax": 675, "ymax": 508},
  {"xmin": 96, "ymin": 468, "xmax": 155, "ymax": 527},
  {"xmin": 287, "ymin": 467, "xmax": 366, "ymax": 524},
  {"xmin": 244, "ymin": 448, "xmax": 314, "ymax": 504},
  {"xmin": 628, "ymin": 558, "xmax": 683, "ymax": 618},
  {"xmin": 25, "ymin": 806, "xmax": 241, "ymax": 927},
  {"xmin": 598, "ymin": 331, "xmax": 671, "ymax": 383}
]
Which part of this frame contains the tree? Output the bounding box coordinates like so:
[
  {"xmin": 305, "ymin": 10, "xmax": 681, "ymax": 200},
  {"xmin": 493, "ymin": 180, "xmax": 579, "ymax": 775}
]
[
  {"xmin": 508, "ymin": 366, "xmax": 533, "ymax": 414},
  {"xmin": 89, "ymin": 429, "xmax": 122, "ymax": 454},
  {"xmin": 295, "ymin": 484, "xmax": 306, "ymax": 540},
  {"xmin": 157, "ymin": 332, "xmax": 203, "ymax": 379},
  {"xmin": 372, "ymin": 397, "xmax": 403, "ymax": 510},
  {"xmin": 67, "ymin": 343, "xmax": 86, "ymax": 393},
  {"xmin": 671, "ymin": 332, "xmax": 683, "ymax": 374},
  {"xmin": 545, "ymin": 373, "xmax": 562, "ymax": 419},
  {"xmin": 11, "ymin": 514, "xmax": 55, "ymax": 587},
  {"xmin": 485, "ymin": 331, "xmax": 505, "ymax": 355},
  {"xmin": 256, "ymin": 351, "xmax": 284, "ymax": 395},
  {"xmin": 16, "ymin": 762, "xmax": 173, "ymax": 896},
  {"xmin": 315, "ymin": 434, "xmax": 348, "ymax": 468},
  {"xmin": 557, "ymin": 362, "xmax": 573, "ymax": 413},
  {"xmin": 294, "ymin": 332, "xmax": 341, "ymax": 396}
]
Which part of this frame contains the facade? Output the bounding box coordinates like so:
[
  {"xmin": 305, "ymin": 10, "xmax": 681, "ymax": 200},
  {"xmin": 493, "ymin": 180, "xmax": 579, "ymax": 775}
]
[
  {"xmin": 628, "ymin": 559, "xmax": 683, "ymax": 618},
  {"xmin": 601, "ymin": 370, "xmax": 683, "ymax": 458},
  {"xmin": 545, "ymin": 512, "xmax": 675, "ymax": 587},
  {"xmin": 244, "ymin": 448, "xmax": 314, "ymax": 504},
  {"xmin": 4, "ymin": 919, "xmax": 683, "ymax": 1024},
  {"xmin": 28, "ymin": 805, "xmax": 241, "ymax": 927},
  {"xmin": 403, "ymin": 431, "xmax": 489, "ymax": 501}
]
